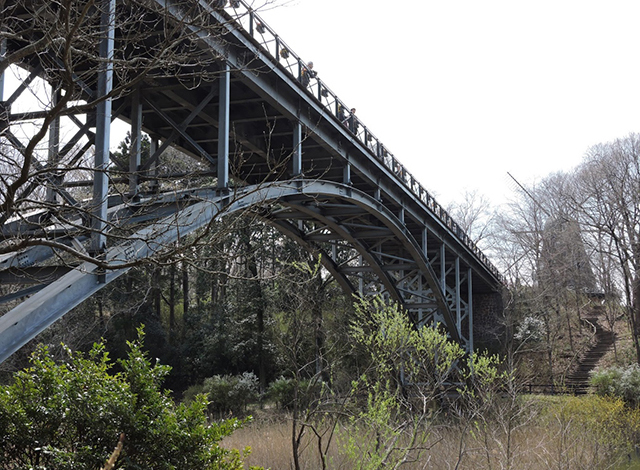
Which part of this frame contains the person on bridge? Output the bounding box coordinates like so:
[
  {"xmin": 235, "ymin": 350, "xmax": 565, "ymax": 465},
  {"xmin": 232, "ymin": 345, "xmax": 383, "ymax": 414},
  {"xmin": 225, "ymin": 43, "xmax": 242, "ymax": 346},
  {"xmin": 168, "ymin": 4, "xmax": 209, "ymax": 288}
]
[
  {"xmin": 337, "ymin": 104, "xmax": 346, "ymax": 122},
  {"xmin": 345, "ymin": 108, "xmax": 359, "ymax": 134},
  {"xmin": 299, "ymin": 61, "xmax": 317, "ymax": 87}
]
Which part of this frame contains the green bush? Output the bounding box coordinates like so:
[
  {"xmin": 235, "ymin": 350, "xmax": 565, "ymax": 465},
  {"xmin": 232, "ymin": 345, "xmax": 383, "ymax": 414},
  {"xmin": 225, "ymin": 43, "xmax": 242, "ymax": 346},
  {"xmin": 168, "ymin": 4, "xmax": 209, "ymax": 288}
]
[
  {"xmin": 268, "ymin": 376, "xmax": 296, "ymax": 409},
  {"xmin": 230, "ymin": 372, "xmax": 260, "ymax": 410},
  {"xmin": 0, "ymin": 328, "xmax": 255, "ymax": 470},
  {"xmin": 591, "ymin": 364, "xmax": 640, "ymax": 407},
  {"xmin": 182, "ymin": 382, "xmax": 206, "ymax": 403},
  {"xmin": 199, "ymin": 372, "xmax": 259, "ymax": 415},
  {"xmin": 267, "ymin": 376, "xmax": 322, "ymax": 410}
]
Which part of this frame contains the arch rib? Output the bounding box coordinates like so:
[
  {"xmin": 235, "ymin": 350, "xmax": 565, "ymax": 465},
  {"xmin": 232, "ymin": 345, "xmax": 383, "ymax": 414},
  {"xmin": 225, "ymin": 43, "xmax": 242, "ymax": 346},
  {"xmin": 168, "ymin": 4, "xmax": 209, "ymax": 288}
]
[{"xmin": 0, "ymin": 180, "xmax": 458, "ymax": 363}]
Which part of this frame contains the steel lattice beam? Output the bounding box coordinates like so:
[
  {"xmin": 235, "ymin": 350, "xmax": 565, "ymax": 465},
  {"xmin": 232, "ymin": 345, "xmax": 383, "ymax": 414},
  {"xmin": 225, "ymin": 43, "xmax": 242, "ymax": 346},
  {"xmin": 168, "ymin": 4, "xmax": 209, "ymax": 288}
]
[
  {"xmin": 0, "ymin": 0, "xmax": 503, "ymax": 364},
  {"xmin": 0, "ymin": 180, "xmax": 467, "ymax": 361}
]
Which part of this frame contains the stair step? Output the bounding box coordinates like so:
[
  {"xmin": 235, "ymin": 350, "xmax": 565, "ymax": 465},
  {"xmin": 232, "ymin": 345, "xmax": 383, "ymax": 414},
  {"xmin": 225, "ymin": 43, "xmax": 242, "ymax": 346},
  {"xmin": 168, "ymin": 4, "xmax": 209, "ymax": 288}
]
[{"xmin": 565, "ymin": 315, "xmax": 616, "ymax": 388}]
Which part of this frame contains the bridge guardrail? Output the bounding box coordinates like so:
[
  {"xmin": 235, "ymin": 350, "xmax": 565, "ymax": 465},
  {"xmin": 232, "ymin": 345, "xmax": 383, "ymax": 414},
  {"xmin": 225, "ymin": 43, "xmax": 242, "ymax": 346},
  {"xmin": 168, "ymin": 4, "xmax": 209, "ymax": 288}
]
[{"xmin": 220, "ymin": 1, "xmax": 504, "ymax": 284}]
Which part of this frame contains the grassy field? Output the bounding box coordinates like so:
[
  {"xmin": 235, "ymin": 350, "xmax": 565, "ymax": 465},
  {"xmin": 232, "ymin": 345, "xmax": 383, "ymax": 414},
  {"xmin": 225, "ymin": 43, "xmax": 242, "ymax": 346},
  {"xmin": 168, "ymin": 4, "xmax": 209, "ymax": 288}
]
[{"xmin": 223, "ymin": 395, "xmax": 640, "ymax": 470}]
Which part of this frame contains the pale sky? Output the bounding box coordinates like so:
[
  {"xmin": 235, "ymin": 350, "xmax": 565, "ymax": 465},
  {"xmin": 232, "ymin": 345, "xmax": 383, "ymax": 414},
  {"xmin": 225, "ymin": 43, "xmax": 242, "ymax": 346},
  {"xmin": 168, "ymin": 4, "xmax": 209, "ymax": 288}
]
[{"xmin": 258, "ymin": 0, "xmax": 640, "ymax": 206}]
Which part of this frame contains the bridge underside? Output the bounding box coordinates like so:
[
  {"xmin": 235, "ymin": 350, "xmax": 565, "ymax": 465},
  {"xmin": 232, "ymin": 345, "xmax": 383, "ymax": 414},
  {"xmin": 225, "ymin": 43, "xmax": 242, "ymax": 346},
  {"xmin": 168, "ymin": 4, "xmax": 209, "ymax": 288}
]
[{"xmin": 0, "ymin": 0, "xmax": 502, "ymax": 363}]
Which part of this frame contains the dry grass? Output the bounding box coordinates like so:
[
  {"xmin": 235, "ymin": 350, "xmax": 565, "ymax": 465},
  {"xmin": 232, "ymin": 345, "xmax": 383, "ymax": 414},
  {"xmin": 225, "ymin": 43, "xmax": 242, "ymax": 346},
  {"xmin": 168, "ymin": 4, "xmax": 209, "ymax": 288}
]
[
  {"xmin": 223, "ymin": 396, "xmax": 640, "ymax": 470},
  {"xmin": 224, "ymin": 423, "xmax": 575, "ymax": 470}
]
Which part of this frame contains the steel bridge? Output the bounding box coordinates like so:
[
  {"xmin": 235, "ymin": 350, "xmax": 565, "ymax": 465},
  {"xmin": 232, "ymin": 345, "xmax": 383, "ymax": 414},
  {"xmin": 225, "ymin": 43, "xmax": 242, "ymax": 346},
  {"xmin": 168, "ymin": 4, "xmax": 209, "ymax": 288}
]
[{"xmin": 0, "ymin": 0, "xmax": 503, "ymax": 363}]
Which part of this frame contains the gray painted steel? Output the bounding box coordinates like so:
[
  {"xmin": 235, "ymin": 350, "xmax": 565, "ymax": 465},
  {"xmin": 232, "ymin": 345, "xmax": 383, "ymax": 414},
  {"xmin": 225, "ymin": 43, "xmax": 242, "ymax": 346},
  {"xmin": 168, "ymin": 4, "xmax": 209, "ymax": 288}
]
[
  {"xmin": 91, "ymin": 0, "xmax": 116, "ymax": 255},
  {"xmin": 0, "ymin": 181, "xmax": 459, "ymax": 362},
  {"xmin": 0, "ymin": 0, "xmax": 502, "ymax": 363}
]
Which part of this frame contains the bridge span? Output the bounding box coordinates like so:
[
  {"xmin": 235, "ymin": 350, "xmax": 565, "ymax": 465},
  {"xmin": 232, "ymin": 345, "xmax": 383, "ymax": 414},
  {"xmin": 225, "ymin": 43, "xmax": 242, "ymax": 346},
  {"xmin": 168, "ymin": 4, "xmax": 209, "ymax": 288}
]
[{"xmin": 0, "ymin": 0, "xmax": 503, "ymax": 362}]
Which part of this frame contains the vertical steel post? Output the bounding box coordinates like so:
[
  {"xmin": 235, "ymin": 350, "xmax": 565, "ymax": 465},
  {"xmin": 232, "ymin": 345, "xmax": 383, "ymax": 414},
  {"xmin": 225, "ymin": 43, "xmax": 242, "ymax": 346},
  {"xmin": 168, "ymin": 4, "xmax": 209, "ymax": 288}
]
[
  {"xmin": 0, "ymin": 37, "xmax": 4, "ymax": 148},
  {"xmin": 455, "ymin": 256, "xmax": 461, "ymax": 333},
  {"xmin": 421, "ymin": 227, "xmax": 428, "ymax": 254},
  {"xmin": 440, "ymin": 244, "xmax": 446, "ymax": 292},
  {"xmin": 419, "ymin": 226, "xmax": 428, "ymax": 326},
  {"xmin": 292, "ymin": 120, "xmax": 302, "ymax": 176},
  {"xmin": 0, "ymin": 37, "xmax": 5, "ymax": 101},
  {"xmin": 468, "ymin": 267, "xmax": 474, "ymax": 352},
  {"xmin": 217, "ymin": 62, "xmax": 230, "ymax": 190},
  {"xmin": 129, "ymin": 87, "xmax": 143, "ymax": 199},
  {"xmin": 91, "ymin": 0, "xmax": 116, "ymax": 256},
  {"xmin": 46, "ymin": 88, "xmax": 61, "ymax": 203},
  {"xmin": 148, "ymin": 136, "xmax": 159, "ymax": 193},
  {"xmin": 343, "ymin": 162, "xmax": 351, "ymax": 185}
]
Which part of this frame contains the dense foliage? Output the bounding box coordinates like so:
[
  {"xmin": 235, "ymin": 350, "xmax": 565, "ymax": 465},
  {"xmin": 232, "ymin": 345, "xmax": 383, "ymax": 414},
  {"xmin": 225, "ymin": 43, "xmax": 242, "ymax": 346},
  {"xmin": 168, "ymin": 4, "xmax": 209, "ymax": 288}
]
[
  {"xmin": 183, "ymin": 372, "xmax": 260, "ymax": 416},
  {"xmin": 0, "ymin": 328, "xmax": 253, "ymax": 470}
]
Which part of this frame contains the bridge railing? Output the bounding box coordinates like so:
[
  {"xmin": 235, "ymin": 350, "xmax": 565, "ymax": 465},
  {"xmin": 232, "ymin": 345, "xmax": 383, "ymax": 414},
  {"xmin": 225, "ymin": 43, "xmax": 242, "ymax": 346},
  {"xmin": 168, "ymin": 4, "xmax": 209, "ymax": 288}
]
[{"xmin": 221, "ymin": 1, "xmax": 503, "ymax": 283}]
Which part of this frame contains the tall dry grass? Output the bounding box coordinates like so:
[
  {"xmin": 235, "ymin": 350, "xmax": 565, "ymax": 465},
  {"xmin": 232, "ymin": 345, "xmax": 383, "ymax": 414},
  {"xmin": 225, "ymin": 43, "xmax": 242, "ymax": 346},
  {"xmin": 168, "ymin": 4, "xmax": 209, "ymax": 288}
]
[{"xmin": 223, "ymin": 395, "xmax": 640, "ymax": 470}]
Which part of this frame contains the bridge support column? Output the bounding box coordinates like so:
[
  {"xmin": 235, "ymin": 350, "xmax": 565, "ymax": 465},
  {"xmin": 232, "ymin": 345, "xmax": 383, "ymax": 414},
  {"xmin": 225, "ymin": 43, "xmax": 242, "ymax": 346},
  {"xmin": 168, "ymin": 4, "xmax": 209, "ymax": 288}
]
[
  {"xmin": 455, "ymin": 256, "xmax": 461, "ymax": 333},
  {"xmin": 343, "ymin": 162, "xmax": 351, "ymax": 185},
  {"xmin": 468, "ymin": 267, "xmax": 474, "ymax": 352},
  {"xmin": 217, "ymin": 62, "xmax": 230, "ymax": 190},
  {"xmin": 129, "ymin": 87, "xmax": 143, "ymax": 199},
  {"xmin": 91, "ymin": 0, "xmax": 116, "ymax": 256},
  {"xmin": 358, "ymin": 255, "xmax": 364, "ymax": 294},
  {"xmin": 292, "ymin": 120, "xmax": 302, "ymax": 176},
  {"xmin": 473, "ymin": 291, "xmax": 504, "ymax": 353},
  {"xmin": 0, "ymin": 36, "xmax": 4, "ymax": 100},
  {"xmin": 46, "ymin": 88, "xmax": 61, "ymax": 203},
  {"xmin": 148, "ymin": 136, "xmax": 159, "ymax": 193},
  {"xmin": 440, "ymin": 244, "xmax": 446, "ymax": 293},
  {"xmin": 432, "ymin": 243, "xmax": 446, "ymax": 325},
  {"xmin": 421, "ymin": 228, "xmax": 428, "ymax": 254}
]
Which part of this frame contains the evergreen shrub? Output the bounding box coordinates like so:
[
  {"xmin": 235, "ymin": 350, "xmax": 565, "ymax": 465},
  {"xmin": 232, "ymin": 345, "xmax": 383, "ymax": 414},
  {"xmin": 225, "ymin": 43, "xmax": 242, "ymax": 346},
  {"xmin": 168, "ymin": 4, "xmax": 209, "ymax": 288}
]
[
  {"xmin": 0, "ymin": 328, "xmax": 256, "ymax": 470},
  {"xmin": 188, "ymin": 372, "xmax": 260, "ymax": 415},
  {"xmin": 267, "ymin": 377, "xmax": 321, "ymax": 410}
]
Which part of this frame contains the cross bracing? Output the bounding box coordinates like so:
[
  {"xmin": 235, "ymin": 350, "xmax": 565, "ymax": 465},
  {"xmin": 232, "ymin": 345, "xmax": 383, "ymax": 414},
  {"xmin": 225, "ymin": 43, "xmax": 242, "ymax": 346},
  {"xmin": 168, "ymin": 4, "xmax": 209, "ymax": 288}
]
[{"xmin": 0, "ymin": 0, "xmax": 502, "ymax": 362}]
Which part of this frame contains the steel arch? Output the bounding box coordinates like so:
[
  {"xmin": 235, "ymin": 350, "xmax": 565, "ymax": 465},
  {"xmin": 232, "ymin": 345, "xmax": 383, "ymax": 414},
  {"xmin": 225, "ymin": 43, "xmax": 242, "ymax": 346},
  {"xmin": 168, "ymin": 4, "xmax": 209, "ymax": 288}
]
[{"xmin": 0, "ymin": 179, "xmax": 464, "ymax": 362}]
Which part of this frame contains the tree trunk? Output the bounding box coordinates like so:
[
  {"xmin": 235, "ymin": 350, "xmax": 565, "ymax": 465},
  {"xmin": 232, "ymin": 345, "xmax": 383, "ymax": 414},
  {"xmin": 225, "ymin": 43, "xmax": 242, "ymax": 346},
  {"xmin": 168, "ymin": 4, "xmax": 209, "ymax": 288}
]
[
  {"xmin": 169, "ymin": 263, "xmax": 176, "ymax": 343},
  {"xmin": 182, "ymin": 260, "xmax": 189, "ymax": 317},
  {"xmin": 633, "ymin": 272, "xmax": 640, "ymax": 364},
  {"xmin": 153, "ymin": 265, "xmax": 162, "ymax": 319}
]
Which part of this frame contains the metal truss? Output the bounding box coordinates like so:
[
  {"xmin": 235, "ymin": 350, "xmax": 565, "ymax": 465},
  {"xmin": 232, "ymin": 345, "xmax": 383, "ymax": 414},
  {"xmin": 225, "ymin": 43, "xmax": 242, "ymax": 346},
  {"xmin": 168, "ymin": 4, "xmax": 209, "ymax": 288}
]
[
  {"xmin": 0, "ymin": 0, "xmax": 501, "ymax": 363},
  {"xmin": 0, "ymin": 180, "xmax": 478, "ymax": 361}
]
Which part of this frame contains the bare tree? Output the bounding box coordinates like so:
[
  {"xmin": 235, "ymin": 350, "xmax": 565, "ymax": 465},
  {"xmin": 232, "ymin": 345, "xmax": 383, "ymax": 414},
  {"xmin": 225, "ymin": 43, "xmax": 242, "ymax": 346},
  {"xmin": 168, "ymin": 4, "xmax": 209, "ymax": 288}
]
[
  {"xmin": 569, "ymin": 134, "xmax": 640, "ymax": 363},
  {"xmin": 447, "ymin": 189, "xmax": 495, "ymax": 248},
  {"xmin": 489, "ymin": 171, "xmax": 600, "ymax": 384}
]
